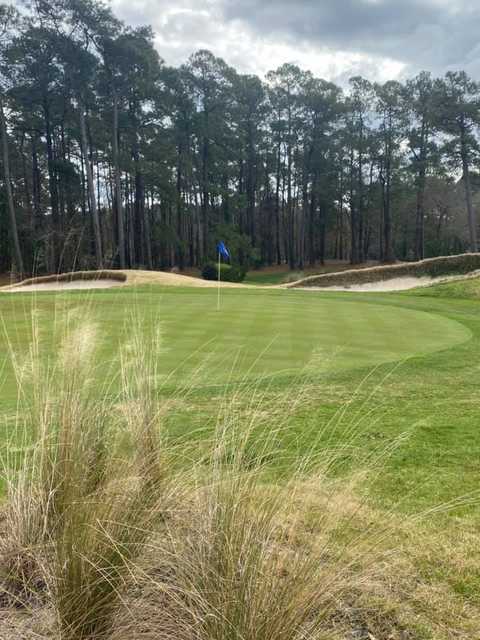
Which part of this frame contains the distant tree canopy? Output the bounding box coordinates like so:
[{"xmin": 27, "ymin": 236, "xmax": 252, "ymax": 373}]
[{"xmin": 1, "ymin": 0, "xmax": 480, "ymax": 276}]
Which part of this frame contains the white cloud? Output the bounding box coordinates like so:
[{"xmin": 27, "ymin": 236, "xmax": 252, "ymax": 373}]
[{"xmin": 110, "ymin": 0, "xmax": 478, "ymax": 82}]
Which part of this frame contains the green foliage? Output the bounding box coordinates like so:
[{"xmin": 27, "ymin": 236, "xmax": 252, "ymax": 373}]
[
  {"xmin": 201, "ymin": 262, "xmax": 218, "ymax": 280},
  {"xmin": 227, "ymin": 264, "xmax": 247, "ymax": 282},
  {"xmin": 202, "ymin": 261, "xmax": 246, "ymax": 282},
  {"xmin": 212, "ymin": 224, "xmax": 255, "ymax": 268}
]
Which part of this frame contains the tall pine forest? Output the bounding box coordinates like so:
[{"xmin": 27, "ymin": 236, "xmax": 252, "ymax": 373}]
[{"xmin": 1, "ymin": 0, "xmax": 480, "ymax": 277}]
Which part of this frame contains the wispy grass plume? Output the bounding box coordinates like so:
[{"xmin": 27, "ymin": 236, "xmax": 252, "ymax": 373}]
[{"xmin": 0, "ymin": 313, "xmax": 182, "ymax": 639}]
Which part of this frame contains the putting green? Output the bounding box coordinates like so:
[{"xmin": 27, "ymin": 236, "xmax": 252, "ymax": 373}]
[{"xmin": 0, "ymin": 287, "xmax": 471, "ymax": 391}]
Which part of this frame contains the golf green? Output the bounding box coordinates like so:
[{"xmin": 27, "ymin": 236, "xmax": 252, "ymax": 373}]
[{"xmin": 0, "ymin": 287, "xmax": 471, "ymax": 392}]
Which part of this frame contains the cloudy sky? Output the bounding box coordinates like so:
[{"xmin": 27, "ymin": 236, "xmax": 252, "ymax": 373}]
[{"xmin": 111, "ymin": 0, "xmax": 480, "ymax": 83}]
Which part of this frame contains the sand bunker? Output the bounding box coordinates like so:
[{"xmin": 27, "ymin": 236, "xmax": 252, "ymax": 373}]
[
  {"xmin": 302, "ymin": 276, "xmax": 447, "ymax": 292},
  {"xmin": 3, "ymin": 268, "xmax": 474, "ymax": 294},
  {"xmin": 7, "ymin": 279, "xmax": 123, "ymax": 292},
  {"xmin": 3, "ymin": 269, "xmax": 249, "ymax": 293}
]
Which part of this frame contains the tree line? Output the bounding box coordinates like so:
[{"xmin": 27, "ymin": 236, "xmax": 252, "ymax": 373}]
[{"xmin": 1, "ymin": 0, "xmax": 480, "ymax": 277}]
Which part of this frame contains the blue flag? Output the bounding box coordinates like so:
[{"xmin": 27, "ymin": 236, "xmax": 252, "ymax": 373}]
[{"xmin": 217, "ymin": 241, "xmax": 230, "ymax": 260}]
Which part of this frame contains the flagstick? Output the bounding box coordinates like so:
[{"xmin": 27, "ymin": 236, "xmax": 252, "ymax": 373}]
[{"xmin": 217, "ymin": 250, "xmax": 221, "ymax": 311}]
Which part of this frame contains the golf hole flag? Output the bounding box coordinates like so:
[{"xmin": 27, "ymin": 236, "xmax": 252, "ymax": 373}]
[
  {"xmin": 216, "ymin": 241, "xmax": 230, "ymax": 311},
  {"xmin": 217, "ymin": 241, "xmax": 230, "ymax": 260}
]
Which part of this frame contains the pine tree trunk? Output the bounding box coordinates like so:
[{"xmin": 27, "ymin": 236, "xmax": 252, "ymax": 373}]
[
  {"xmin": 461, "ymin": 127, "xmax": 477, "ymax": 252},
  {"xmin": 31, "ymin": 137, "xmax": 41, "ymax": 229},
  {"xmin": 43, "ymin": 95, "xmax": 60, "ymax": 270},
  {"xmin": 246, "ymin": 121, "xmax": 256, "ymax": 244},
  {"xmin": 176, "ymin": 146, "xmax": 184, "ymax": 269},
  {"xmin": 112, "ymin": 89, "xmax": 126, "ymax": 268},
  {"xmin": 350, "ymin": 149, "xmax": 360, "ymax": 264},
  {"xmin": 308, "ymin": 184, "xmax": 316, "ymax": 266},
  {"xmin": 415, "ymin": 121, "xmax": 427, "ymax": 261},
  {"xmin": 318, "ymin": 201, "xmax": 326, "ymax": 266},
  {"xmin": 287, "ymin": 143, "xmax": 294, "ymax": 269},
  {"xmin": 201, "ymin": 108, "xmax": 210, "ymax": 261},
  {"xmin": 0, "ymin": 94, "xmax": 24, "ymax": 276},
  {"xmin": 275, "ymin": 138, "xmax": 282, "ymax": 265},
  {"xmin": 358, "ymin": 120, "xmax": 364, "ymax": 262},
  {"xmin": 383, "ymin": 158, "xmax": 395, "ymax": 262},
  {"xmin": 415, "ymin": 165, "xmax": 426, "ymax": 261},
  {"xmin": 79, "ymin": 103, "xmax": 103, "ymax": 268}
]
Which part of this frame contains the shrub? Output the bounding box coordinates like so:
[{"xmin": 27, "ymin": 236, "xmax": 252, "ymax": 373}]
[
  {"xmin": 202, "ymin": 262, "xmax": 246, "ymax": 282},
  {"xmin": 228, "ymin": 264, "xmax": 247, "ymax": 282},
  {"xmin": 201, "ymin": 262, "xmax": 218, "ymax": 281},
  {"xmin": 211, "ymin": 223, "xmax": 255, "ymax": 268}
]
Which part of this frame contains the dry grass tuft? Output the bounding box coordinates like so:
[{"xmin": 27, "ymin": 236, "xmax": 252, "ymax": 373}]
[
  {"xmin": 140, "ymin": 406, "xmax": 406, "ymax": 640},
  {"xmin": 0, "ymin": 314, "xmax": 184, "ymax": 639}
]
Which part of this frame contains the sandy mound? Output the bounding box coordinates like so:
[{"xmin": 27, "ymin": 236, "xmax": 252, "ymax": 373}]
[
  {"xmin": 123, "ymin": 270, "xmax": 247, "ymax": 288},
  {"xmin": 2, "ymin": 269, "xmax": 249, "ymax": 293}
]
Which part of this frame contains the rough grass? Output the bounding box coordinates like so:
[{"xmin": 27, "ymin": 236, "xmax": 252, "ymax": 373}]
[
  {"xmin": 107, "ymin": 487, "xmax": 479, "ymax": 639},
  {"xmin": 411, "ymin": 274, "xmax": 480, "ymax": 300},
  {"xmin": 287, "ymin": 253, "xmax": 480, "ymax": 288}
]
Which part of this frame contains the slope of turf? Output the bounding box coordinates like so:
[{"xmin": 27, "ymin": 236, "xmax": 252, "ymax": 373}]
[{"xmin": 411, "ymin": 274, "xmax": 480, "ymax": 300}]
